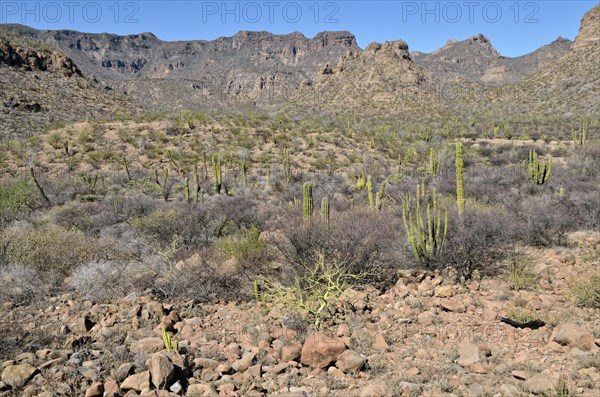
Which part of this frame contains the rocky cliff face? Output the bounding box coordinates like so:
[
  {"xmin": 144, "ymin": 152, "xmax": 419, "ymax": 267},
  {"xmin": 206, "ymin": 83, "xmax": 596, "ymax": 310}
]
[
  {"xmin": 0, "ymin": 3, "xmax": 596, "ymax": 120},
  {"xmin": 572, "ymin": 3, "xmax": 599, "ymax": 50},
  {"xmin": 411, "ymin": 34, "xmax": 572, "ymax": 83},
  {"xmin": 6, "ymin": 25, "xmax": 359, "ymax": 110},
  {"xmin": 0, "ymin": 39, "xmax": 81, "ymax": 77},
  {"xmin": 0, "ymin": 30, "xmax": 139, "ymax": 137}
]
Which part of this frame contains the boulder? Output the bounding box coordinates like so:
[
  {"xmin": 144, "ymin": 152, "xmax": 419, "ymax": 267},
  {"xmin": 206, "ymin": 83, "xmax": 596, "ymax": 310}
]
[
  {"xmin": 300, "ymin": 333, "xmax": 346, "ymax": 368},
  {"xmin": 1, "ymin": 364, "xmax": 39, "ymax": 388},
  {"xmin": 335, "ymin": 349, "xmax": 366, "ymax": 373},
  {"xmin": 550, "ymin": 321, "xmax": 596, "ymax": 351}
]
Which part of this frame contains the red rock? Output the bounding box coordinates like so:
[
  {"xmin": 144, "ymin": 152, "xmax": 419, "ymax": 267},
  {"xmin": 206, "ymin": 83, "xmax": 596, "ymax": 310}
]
[{"xmin": 300, "ymin": 333, "xmax": 346, "ymax": 368}]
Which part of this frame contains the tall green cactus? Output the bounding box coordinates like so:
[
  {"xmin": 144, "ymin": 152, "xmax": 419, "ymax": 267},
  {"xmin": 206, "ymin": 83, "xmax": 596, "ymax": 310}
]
[
  {"xmin": 455, "ymin": 142, "xmax": 465, "ymax": 216},
  {"xmin": 240, "ymin": 157, "xmax": 248, "ymax": 187},
  {"xmin": 528, "ymin": 149, "xmax": 552, "ymax": 185},
  {"xmin": 402, "ymin": 185, "xmax": 448, "ymax": 263},
  {"xmin": 303, "ymin": 182, "xmax": 313, "ymax": 224},
  {"xmin": 366, "ymin": 175, "xmax": 375, "ymax": 210},
  {"xmin": 375, "ymin": 180, "xmax": 386, "ymax": 211},
  {"xmin": 212, "ymin": 155, "xmax": 222, "ymax": 193},
  {"xmin": 193, "ymin": 163, "xmax": 200, "ymax": 207},
  {"xmin": 321, "ymin": 196, "xmax": 330, "ymax": 227},
  {"xmin": 573, "ymin": 115, "xmax": 589, "ymax": 145}
]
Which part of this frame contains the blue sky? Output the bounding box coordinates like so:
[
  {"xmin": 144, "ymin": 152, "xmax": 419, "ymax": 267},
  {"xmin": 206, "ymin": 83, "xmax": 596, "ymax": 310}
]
[{"xmin": 1, "ymin": 1, "xmax": 597, "ymax": 57}]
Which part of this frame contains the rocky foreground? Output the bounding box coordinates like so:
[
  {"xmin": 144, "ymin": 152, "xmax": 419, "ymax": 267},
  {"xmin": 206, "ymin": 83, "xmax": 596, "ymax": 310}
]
[{"xmin": 1, "ymin": 234, "xmax": 598, "ymax": 397}]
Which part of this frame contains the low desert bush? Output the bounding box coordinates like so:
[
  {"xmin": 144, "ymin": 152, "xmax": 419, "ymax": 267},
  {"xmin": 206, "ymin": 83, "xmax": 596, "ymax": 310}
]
[
  {"xmin": 504, "ymin": 250, "xmax": 538, "ymax": 291},
  {"xmin": 271, "ymin": 209, "xmax": 400, "ymax": 288},
  {"xmin": 439, "ymin": 205, "xmax": 512, "ymax": 278},
  {"xmin": 69, "ymin": 259, "xmax": 164, "ymax": 302},
  {"xmin": 570, "ymin": 272, "xmax": 600, "ymax": 309},
  {"xmin": 0, "ymin": 179, "xmax": 33, "ymax": 224},
  {"xmin": 0, "ymin": 265, "xmax": 43, "ymax": 304},
  {"xmin": 0, "ymin": 223, "xmax": 108, "ymax": 274}
]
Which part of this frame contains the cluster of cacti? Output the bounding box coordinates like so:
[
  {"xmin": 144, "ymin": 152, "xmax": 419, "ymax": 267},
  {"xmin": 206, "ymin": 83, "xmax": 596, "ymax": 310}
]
[
  {"xmin": 212, "ymin": 155, "xmax": 222, "ymax": 193},
  {"xmin": 429, "ymin": 147, "xmax": 441, "ymax": 176},
  {"xmin": 573, "ymin": 115, "xmax": 589, "ymax": 145},
  {"xmin": 355, "ymin": 168, "xmax": 366, "ymax": 190},
  {"xmin": 321, "ymin": 196, "xmax": 330, "ymax": 227},
  {"xmin": 528, "ymin": 149, "xmax": 552, "ymax": 185},
  {"xmin": 81, "ymin": 174, "xmax": 98, "ymax": 191},
  {"xmin": 455, "ymin": 142, "xmax": 465, "ymax": 216},
  {"xmin": 154, "ymin": 166, "xmax": 170, "ymax": 201},
  {"xmin": 282, "ymin": 148, "xmax": 292, "ymax": 182},
  {"xmin": 303, "ymin": 182, "xmax": 313, "ymax": 224},
  {"xmin": 402, "ymin": 185, "xmax": 448, "ymax": 263},
  {"xmin": 375, "ymin": 180, "xmax": 386, "ymax": 211}
]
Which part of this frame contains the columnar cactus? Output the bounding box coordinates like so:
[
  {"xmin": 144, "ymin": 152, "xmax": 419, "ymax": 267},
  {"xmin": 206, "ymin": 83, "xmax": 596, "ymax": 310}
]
[
  {"xmin": 193, "ymin": 163, "xmax": 200, "ymax": 206},
  {"xmin": 375, "ymin": 180, "xmax": 386, "ymax": 211},
  {"xmin": 212, "ymin": 155, "xmax": 222, "ymax": 193},
  {"xmin": 303, "ymin": 182, "xmax": 313, "ymax": 224},
  {"xmin": 528, "ymin": 149, "xmax": 552, "ymax": 185},
  {"xmin": 455, "ymin": 142, "xmax": 465, "ymax": 216},
  {"xmin": 321, "ymin": 196, "xmax": 330, "ymax": 227},
  {"xmin": 366, "ymin": 175, "xmax": 375, "ymax": 210},
  {"xmin": 402, "ymin": 185, "xmax": 448, "ymax": 263},
  {"xmin": 573, "ymin": 115, "xmax": 589, "ymax": 146}
]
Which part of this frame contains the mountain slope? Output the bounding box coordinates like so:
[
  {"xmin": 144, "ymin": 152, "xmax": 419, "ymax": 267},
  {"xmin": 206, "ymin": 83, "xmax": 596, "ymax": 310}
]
[
  {"xmin": 412, "ymin": 34, "xmax": 572, "ymax": 83},
  {"xmin": 0, "ymin": 29, "xmax": 139, "ymax": 138}
]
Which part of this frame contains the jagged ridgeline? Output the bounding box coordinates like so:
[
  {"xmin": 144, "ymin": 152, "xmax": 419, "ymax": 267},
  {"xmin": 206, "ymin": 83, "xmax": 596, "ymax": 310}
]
[{"xmin": 1, "ymin": 4, "xmax": 599, "ymax": 133}]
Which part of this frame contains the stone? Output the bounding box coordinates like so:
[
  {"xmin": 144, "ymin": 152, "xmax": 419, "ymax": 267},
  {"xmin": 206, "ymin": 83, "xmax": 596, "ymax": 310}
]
[
  {"xmin": 550, "ymin": 321, "xmax": 596, "ymax": 351},
  {"xmin": 499, "ymin": 383, "xmax": 524, "ymax": 397},
  {"xmin": 148, "ymin": 354, "xmax": 176, "ymax": 389},
  {"xmin": 335, "ymin": 349, "xmax": 366, "ymax": 373},
  {"xmin": 300, "ymin": 333, "xmax": 346, "ymax": 368},
  {"xmin": 121, "ymin": 371, "xmax": 150, "ymax": 392},
  {"xmin": 1, "ymin": 364, "xmax": 39, "ymax": 388},
  {"xmin": 103, "ymin": 380, "xmax": 121, "ymax": 397},
  {"xmin": 186, "ymin": 383, "xmax": 218, "ymax": 396},
  {"xmin": 360, "ymin": 380, "xmax": 392, "ymax": 397},
  {"xmin": 131, "ymin": 338, "xmax": 166, "ymax": 354},
  {"xmin": 372, "ymin": 333, "xmax": 389, "ymax": 353},
  {"xmin": 84, "ymin": 381, "xmax": 104, "ymax": 397},
  {"xmin": 231, "ymin": 351, "xmax": 255, "ymax": 373},
  {"xmin": 280, "ymin": 342, "xmax": 302, "ymax": 362},
  {"xmin": 434, "ymin": 285, "xmax": 454, "ymax": 298},
  {"xmin": 457, "ymin": 339, "xmax": 481, "ymax": 367},
  {"xmin": 524, "ymin": 369, "xmax": 561, "ymax": 395}
]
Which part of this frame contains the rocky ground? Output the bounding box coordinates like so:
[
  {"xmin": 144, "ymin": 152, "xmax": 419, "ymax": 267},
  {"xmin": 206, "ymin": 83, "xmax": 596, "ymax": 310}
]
[{"xmin": 0, "ymin": 233, "xmax": 598, "ymax": 397}]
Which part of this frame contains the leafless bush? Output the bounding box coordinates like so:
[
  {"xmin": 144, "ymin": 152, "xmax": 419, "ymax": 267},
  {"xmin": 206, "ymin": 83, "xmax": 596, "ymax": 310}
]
[
  {"xmin": 270, "ymin": 209, "xmax": 402, "ymax": 288},
  {"xmin": 439, "ymin": 205, "xmax": 512, "ymax": 278},
  {"xmin": 0, "ymin": 265, "xmax": 43, "ymax": 305},
  {"xmin": 69, "ymin": 260, "xmax": 164, "ymax": 302}
]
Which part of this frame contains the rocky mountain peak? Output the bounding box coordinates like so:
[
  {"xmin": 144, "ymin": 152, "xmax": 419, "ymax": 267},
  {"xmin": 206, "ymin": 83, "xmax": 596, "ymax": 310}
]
[
  {"xmin": 363, "ymin": 40, "xmax": 411, "ymax": 60},
  {"xmin": 572, "ymin": 3, "xmax": 600, "ymax": 49}
]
